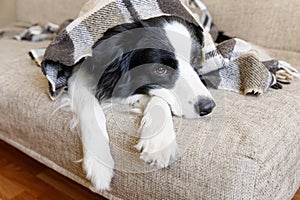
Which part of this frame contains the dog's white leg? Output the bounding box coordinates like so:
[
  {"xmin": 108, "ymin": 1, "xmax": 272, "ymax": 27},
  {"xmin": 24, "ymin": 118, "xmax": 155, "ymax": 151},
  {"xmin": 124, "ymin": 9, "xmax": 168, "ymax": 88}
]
[
  {"xmin": 68, "ymin": 68, "xmax": 114, "ymax": 191},
  {"xmin": 135, "ymin": 96, "xmax": 178, "ymax": 168}
]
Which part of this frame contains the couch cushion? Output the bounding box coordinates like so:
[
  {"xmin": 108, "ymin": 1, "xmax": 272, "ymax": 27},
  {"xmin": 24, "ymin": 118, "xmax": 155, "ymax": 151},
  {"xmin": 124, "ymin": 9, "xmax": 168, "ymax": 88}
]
[
  {"xmin": 0, "ymin": 37, "xmax": 299, "ymax": 199},
  {"xmin": 16, "ymin": 0, "xmax": 86, "ymax": 24},
  {"xmin": 201, "ymin": 0, "xmax": 300, "ymax": 52}
]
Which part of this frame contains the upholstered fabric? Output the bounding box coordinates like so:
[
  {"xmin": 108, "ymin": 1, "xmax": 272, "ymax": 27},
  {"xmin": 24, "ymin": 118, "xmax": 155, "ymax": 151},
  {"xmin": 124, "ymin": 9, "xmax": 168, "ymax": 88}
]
[
  {"xmin": 15, "ymin": 0, "xmax": 300, "ymax": 52},
  {"xmin": 0, "ymin": 0, "xmax": 299, "ymax": 199},
  {"xmin": 201, "ymin": 0, "xmax": 300, "ymax": 52},
  {"xmin": 16, "ymin": 0, "xmax": 86, "ymax": 24},
  {"xmin": 0, "ymin": 34, "xmax": 299, "ymax": 200}
]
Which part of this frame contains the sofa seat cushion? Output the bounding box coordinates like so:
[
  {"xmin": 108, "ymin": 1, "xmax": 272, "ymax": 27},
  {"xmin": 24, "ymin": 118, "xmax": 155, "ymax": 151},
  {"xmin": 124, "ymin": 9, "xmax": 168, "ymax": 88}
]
[{"xmin": 0, "ymin": 36, "xmax": 299, "ymax": 199}]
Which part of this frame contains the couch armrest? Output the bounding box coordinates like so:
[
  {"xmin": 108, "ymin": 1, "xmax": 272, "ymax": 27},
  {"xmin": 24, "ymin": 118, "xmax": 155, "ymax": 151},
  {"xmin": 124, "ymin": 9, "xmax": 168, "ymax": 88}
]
[{"xmin": 202, "ymin": 0, "xmax": 300, "ymax": 52}]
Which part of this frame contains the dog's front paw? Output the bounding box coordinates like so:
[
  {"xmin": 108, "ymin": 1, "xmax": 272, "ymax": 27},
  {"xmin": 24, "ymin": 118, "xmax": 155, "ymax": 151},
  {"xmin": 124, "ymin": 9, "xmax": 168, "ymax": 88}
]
[
  {"xmin": 83, "ymin": 154, "xmax": 114, "ymax": 191},
  {"xmin": 135, "ymin": 130, "xmax": 178, "ymax": 168}
]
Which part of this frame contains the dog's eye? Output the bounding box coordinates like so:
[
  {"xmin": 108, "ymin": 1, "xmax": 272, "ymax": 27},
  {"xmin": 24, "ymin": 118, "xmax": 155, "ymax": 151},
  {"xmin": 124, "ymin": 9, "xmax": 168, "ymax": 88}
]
[{"xmin": 155, "ymin": 67, "xmax": 168, "ymax": 75}]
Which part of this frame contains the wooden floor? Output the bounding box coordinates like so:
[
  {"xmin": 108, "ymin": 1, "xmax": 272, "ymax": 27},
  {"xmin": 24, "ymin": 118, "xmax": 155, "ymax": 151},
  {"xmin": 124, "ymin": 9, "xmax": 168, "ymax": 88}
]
[
  {"xmin": 294, "ymin": 189, "xmax": 300, "ymax": 200},
  {"xmin": 0, "ymin": 140, "xmax": 299, "ymax": 200},
  {"xmin": 0, "ymin": 141, "xmax": 106, "ymax": 200}
]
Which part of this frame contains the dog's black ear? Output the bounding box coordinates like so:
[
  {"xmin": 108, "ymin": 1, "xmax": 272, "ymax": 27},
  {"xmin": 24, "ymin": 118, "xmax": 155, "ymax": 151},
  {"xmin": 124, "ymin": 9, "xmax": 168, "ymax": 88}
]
[
  {"xmin": 92, "ymin": 20, "xmax": 147, "ymax": 71},
  {"xmin": 95, "ymin": 51, "xmax": 133, "ymax": 100},
  {"xmin": 92, "ymin": 21, "xmax": 149, "ymax": 101}
]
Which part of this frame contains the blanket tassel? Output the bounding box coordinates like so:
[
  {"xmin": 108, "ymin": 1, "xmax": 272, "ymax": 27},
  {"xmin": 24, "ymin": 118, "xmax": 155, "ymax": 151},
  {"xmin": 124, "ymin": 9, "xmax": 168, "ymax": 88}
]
[{"xmin": 276, "ymin": 61, "xmax": 300, "ymax": 83}]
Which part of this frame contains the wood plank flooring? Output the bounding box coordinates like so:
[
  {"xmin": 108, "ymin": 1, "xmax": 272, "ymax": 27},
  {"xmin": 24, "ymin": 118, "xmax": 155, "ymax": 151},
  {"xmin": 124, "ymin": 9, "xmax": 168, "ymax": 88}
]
[
  {"xmin": 0, "ymin": 141, "xmax": 106, "ymax": 200},
  {"xmin": 293, "ymin": 189, "xmax": 300, "ymax": 200},
  {"xmin": 0, "ymin": 140, "xmax": 299, "ymax": 200}
]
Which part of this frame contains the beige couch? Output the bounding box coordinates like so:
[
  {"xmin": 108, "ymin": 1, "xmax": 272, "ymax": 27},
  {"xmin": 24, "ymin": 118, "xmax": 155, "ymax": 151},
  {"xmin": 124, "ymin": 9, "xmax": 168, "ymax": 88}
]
[{"xmin": 0, "ymin": 0, "xmax": 299, "ymax": 199}]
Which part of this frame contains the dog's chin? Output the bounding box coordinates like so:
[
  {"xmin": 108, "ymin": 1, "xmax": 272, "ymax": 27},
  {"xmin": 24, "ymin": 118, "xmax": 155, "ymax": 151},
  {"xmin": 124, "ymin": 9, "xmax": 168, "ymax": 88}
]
[
  {"xmin": 147, "ymin": 89, "xmax": 210, "ymax": 119},
  {"xmin": 166, "ymin": 96, "xmax": 214, "ymax": 119},
  {"xmin": 181, "ymin": 113, "xmax": 202, "ymax": 119},
  {"xmin": 171, "ymin": 107, "xmax": 202, "ymax": 119}
]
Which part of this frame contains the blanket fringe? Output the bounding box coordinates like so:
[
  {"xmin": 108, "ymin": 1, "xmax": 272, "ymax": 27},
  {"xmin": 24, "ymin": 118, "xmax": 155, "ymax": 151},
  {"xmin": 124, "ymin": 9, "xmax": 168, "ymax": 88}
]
[
  {"xmin": 244, "ymin": 88, "xmax": 263, "ymax": 96},
  {"xmin": 276, "ymin": 61, "xmax": 300, "ymax": 82}
]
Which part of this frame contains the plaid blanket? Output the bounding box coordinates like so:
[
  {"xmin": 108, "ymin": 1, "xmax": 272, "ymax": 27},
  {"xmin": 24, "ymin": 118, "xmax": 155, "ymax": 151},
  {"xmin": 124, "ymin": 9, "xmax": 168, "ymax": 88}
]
[{"xmin": 40, "ymin": 0, "xmax": 299, "ymax": 100}]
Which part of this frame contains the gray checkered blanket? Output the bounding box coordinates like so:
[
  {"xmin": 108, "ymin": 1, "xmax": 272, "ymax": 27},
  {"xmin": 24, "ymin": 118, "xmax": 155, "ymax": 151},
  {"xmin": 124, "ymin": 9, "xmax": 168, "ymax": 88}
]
[{"xmin": 39, "ymin": 0, "xmax": 299, "ymax": 100}]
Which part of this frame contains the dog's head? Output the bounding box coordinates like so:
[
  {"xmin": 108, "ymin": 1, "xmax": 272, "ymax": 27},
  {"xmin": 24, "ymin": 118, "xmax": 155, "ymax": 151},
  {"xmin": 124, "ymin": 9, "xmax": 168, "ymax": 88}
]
[{"xmin": 91, "ymin": 16, "xmax": 215, "ymax": 118}]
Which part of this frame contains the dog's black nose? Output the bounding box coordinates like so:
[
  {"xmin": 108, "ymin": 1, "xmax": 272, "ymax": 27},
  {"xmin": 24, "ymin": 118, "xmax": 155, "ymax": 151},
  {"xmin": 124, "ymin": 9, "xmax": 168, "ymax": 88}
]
[{"xmin": 195, "ymin": 98, "xmax": 216, "ymax": 116}]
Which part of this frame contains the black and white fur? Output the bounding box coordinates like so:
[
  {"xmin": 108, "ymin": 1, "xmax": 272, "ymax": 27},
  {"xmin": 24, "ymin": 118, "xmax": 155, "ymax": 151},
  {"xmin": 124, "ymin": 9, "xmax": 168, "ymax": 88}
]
[{"xmin": 67, "ymin": 16, "xmax": 215, "ymax": 191}]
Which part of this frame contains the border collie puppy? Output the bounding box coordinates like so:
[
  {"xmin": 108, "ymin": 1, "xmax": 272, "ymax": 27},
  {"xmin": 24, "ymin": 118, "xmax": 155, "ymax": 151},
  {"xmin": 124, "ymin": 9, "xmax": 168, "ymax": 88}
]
[{"xmin": 67, "ymin": 16, "xmax": 215, "ymax": 190}]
